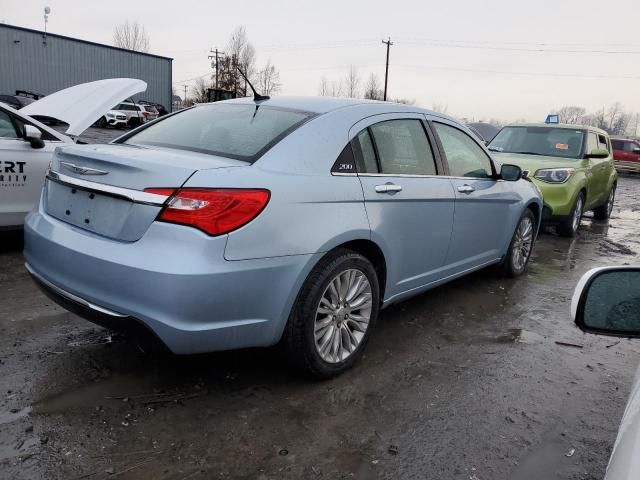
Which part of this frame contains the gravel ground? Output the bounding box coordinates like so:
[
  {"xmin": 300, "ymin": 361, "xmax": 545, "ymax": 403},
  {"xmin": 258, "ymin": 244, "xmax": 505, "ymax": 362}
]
[{"xmin": 1, "ymin": 135, "xmax": 640, "ymax": 479}]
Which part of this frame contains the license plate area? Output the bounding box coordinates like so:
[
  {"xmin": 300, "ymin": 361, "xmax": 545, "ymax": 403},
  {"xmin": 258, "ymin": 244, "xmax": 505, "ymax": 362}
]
[{"xmin": 45, "ymin": 179, "xmax": 135, "ymax": 236}]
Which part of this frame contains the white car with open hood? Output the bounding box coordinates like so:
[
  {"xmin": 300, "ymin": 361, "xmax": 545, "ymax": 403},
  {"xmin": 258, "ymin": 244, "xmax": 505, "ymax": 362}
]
[{"xmin": 0, "ymin": 78, "xmax": 146, "ymax": 229}]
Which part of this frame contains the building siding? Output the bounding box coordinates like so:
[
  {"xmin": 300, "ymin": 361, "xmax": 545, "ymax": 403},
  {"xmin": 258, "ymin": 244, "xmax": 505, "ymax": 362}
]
[{"xmin": 0, "ymin": 24, "xmax": 172, "ymax": 110}]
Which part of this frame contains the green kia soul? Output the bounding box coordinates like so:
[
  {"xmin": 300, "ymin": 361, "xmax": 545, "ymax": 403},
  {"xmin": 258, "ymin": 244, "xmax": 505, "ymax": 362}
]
[{"xmin": 488, "ymin": 123, "xmax": 617, "ymax": 237}]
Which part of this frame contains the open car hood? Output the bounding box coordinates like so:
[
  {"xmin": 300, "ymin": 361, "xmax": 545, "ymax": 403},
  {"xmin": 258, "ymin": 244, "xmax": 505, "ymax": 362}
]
[{"xmin": 21, "ymin": 78, "xmax": 147, "ymax": 137}]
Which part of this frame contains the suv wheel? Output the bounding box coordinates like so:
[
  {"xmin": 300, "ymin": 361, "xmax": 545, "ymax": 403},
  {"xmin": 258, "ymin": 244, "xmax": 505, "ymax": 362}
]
[
  {"xmin": 284, "ymin": 249, "xmax": 380, "ymax": 379},
  {"xmin": 500, "ymin": 209, "xmax": 536, "ymax": 277},
  {"xmin": 557, "ymin": 192, "xmax": 584, "ymax": 237},
  {"xmin": 593, "ymin": 185, "xmax": 616, "ymax": 220}
]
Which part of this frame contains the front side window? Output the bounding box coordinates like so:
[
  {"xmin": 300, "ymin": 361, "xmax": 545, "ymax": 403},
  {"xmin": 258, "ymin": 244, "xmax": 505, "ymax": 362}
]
[
  {"xmin": 489, "ymin": 126, "xmax": 585, "ymax": 159},
  {"xmin": 0, "ymin": 111, "xmax": 18, "ymax": 138},
  {"xmin": 624, "ymin": 141, "xmax": 639, "ymax": 152},
  {"xmin": 121, "ymin": 104, "xmax": 314, "ymax": 162},
  {"xmin": 433, "ymin": 122, "xmax": 492, "ymax": 178}
]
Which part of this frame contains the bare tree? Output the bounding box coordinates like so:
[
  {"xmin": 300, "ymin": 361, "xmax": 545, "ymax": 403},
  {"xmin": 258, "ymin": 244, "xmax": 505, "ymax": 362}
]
[
  {"xmin": 113, "ymin": 21, "xmax": 150, "ymax": 52},
  {"xmin": 431, "ymin": 103, "xmax": 448, "ymax": 113},
  {"xmin": 191, "ymin": 77, "xmax": 209, "ymax": 104},
  {"xmin": 612, "ymin": 112, "xmax": 631, "ymax": 136},
  {"xmin": 256, "ymin": 59, "xmax": 281, "ymax": 95},
  {"xmin": 318, "ymin": 77, "xmax": 330, "ymax": 96},
  {"xmin": 557, "ymin": 106, "xmax": 586, "ymax": 124},
  {"xmin": 330, "ymin": 79, "xmax": 344, "ymax": 97},
  {"xmin": 607, "ymin": 102, "xmax": 624, "ymax": 132},
  {"xmin": 344, "ymin": 65, "xmax": 360, "ymax": 98},
  {"xmin": 393, "ymin": 98, "xmax": 416, "ymax": 105},
  {"xmin": 363, "ymin": 73, "xmax": 382, "ymax": 100}
]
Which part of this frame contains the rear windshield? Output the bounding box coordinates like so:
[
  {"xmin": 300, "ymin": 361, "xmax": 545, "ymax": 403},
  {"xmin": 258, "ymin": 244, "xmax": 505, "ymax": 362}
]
[
  {"xmin": 121, "ymin": 103, "xmax": 315, "ymax": 162},
  {"xmin": 489, "ymin": 126, "xmax": 585, "ymax": 159}
]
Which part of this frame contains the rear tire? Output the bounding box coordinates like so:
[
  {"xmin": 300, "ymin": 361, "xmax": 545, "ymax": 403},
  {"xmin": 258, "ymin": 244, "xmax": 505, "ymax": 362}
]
[
  {"xmin": 593, "ymin": 184, "xmax": 616, "ymax": 220},
  {"xmin": 557, "ymin": 192, "xmax": 584, "ymax": 237},
  {"xmin": 500, "ymin": 209, "xmax": 536, "ymax": 278},
  {"xmin": 284, "ymin": 249, "xmax": 380, "ymax": 379}
]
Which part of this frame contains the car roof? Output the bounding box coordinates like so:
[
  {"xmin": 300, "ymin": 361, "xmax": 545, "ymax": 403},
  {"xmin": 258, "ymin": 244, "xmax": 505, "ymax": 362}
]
[
  {"xmin": 213, "ymin": 95, "xmax": 438, "ymax": 116},
  {"xmin": 503, "ymin": 122, "xmax": 609, "ymax": 136}
]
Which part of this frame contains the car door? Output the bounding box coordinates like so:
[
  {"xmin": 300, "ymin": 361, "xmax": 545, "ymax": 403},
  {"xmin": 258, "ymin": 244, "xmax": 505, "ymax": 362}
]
[
  {"xmin": 0, "ymin": 108, "xmax": 59, "ymax": 227},
  {"xmin": 583, "ymin": 132, "xmax": 606, "ymax": 207},
  {"xmin": 430, "ymin": 118, "xmax": 521, "ymax": 273},
  {"xmin": 350, "ymin": 114, "xmax": 456, "ymax": 301}
]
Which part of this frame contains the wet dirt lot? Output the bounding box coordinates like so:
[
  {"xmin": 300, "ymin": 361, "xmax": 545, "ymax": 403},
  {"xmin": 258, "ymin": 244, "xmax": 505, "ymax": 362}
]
[{"xmin": 1, "ymin": 147, "xmax": 640, "ymax": 478}]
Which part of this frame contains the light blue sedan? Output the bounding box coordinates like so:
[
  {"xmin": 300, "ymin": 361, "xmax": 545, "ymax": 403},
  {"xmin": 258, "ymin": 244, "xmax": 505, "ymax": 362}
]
[{"xmin": 24, "ymin": 97, "xmax": 542, "ymax": 377}]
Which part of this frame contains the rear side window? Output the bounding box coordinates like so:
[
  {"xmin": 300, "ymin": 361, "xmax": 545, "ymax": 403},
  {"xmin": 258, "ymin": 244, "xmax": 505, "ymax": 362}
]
[
  {"xmin": 353, "ymin": 129, "xmax": 378, "ymax": 173},
  {"xmin": 369, "ymin": 120, "xmax": 437, "ymax": 175},
  {"xmin": 122, "ymin": 104, "xmax": 315, "ymax": 162},
  {"xmin": 597, "ymin": 134, "xmax": 609, "ymax": 152},
  {"xmin": 433, "ymin": 122, "xmax": 492, "ymax": 178}
]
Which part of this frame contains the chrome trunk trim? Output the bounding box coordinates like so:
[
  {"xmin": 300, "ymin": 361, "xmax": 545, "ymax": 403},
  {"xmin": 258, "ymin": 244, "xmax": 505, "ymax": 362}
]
[{"xmin": 46, "ymin": 170, "xmax": 170, "ymax": 206}]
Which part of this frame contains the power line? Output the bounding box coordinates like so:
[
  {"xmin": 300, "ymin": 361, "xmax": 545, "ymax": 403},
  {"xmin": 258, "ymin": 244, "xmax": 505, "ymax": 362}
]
[
  {"xmin": 399, "ymin": 40, "xmax": 640, "ymax": 55},
  {"xmin": 172, "ymin": 72, "xmax": 211, "ymax": 84},
  {"xmin": 395, "ymin": 36, "xmax": 640, "ymax": 49},
  {"xmin": 396, "ymin": 64, "xmax": 640, "ymax": 80}
]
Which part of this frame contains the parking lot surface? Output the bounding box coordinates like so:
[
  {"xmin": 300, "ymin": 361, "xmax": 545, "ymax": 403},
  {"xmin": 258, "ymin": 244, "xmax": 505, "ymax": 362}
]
[{"xmin": 1, "ymin": 130, "xmax": 639, "ymax": 479}]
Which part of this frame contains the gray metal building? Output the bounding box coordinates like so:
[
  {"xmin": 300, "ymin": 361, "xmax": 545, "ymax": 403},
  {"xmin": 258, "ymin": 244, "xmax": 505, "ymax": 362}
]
[{"xmin": 0, "ymin": 24, "xmax": 172, "ymax": 110}]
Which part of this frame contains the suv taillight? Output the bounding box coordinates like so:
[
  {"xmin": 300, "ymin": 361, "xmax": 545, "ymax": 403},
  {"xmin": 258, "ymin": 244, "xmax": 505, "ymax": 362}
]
[{"xmin": 144, "ymin": 188, "xmax": 270, "ymax": 236}]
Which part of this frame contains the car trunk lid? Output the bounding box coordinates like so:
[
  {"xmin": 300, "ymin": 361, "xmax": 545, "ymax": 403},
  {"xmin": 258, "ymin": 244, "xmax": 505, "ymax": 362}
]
[{"xmin": 45, "ymin": 144, "xmax": 249, "ymax": 241}]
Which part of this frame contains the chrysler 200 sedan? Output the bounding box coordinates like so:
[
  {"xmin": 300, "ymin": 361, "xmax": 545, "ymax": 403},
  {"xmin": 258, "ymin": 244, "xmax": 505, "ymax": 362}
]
[{"xmin": 24, "ymin": 97, "xmax": 542, "ymax": 378}]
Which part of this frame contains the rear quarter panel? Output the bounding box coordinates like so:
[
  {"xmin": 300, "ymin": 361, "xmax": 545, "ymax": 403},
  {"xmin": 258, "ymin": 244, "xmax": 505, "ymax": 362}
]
[{"xmin": 184, "ymin": 108, "xmax": 376, "ymax": 261}]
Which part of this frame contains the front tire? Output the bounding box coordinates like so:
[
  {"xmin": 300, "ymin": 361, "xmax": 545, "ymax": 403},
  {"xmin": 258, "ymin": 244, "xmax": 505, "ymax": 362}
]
[
  {"xmin": 500, "ymin": 209, "xmax": 536, "ymax": 278},
  {"xmin": 557, "ymin": 192, "xmax": 584, "ymax": 237},
  {"xmin": 284, "ymin": 249, "xmax": 380, "ymax": 379},
  {"xmin": 97, "ymin": 117, "xmax": 107, "ymax": 128},
  {"xmin": 593, "ymin": 184, "xmax": 616, "ymax": 220}
]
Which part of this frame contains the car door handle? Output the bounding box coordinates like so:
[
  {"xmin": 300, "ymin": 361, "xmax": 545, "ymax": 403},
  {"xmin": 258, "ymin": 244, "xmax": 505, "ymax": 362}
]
[
  {"xmin": 457, "ymin": 185, "xmax": 475, "ymax": 194},
  {"xmin": 375, "ymin": 184, "xmax": 403, "ymax": 193}
]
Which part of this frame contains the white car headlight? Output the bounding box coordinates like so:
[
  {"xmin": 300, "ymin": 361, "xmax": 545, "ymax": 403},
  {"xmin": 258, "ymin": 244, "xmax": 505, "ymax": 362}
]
[
  {"xmin": 534, "ymin": 168, "xmax": 575, "ymax": 184},
  {"xmin": 106, "ymin": 113, "xmax": 115, "ymax": 118}
]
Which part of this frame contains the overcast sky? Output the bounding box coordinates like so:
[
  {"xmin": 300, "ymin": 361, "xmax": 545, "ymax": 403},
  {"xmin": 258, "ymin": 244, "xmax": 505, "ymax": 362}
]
[{"xmin": 2, "ymin": 0, "xmax": 640, "ymax": 122}]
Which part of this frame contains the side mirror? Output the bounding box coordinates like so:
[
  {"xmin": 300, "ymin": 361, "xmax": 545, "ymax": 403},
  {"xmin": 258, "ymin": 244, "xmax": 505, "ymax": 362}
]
[
  {"xmin": 24, "ymin": 125, "xmax": 45, "ymax": 149},
  {"xmin": 585, "ymin": 149, "xmax": 609, "ymax": 159},
  {"xmin": 572, "ymin": 267, "xmax": 640, "ymax": 337},
  {"xmin": 500, "ymin": 164, "xmax": 522, "ymax": 182}
]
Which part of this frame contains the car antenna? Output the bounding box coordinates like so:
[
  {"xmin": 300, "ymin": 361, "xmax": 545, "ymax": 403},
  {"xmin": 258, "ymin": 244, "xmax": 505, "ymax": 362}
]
[{"xmin": 236, "ymin": 66, "xmax": 270, "ymax": 102}]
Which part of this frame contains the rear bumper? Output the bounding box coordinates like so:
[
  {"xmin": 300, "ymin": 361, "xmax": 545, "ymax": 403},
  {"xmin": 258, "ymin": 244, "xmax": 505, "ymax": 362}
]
[
  {"xmin": 24, "ymin": 207, "xmax": 317, "ymax": 354},
  {"xmin": 27, "ymin": 263, "xmax": 163, "ymax": 347}
]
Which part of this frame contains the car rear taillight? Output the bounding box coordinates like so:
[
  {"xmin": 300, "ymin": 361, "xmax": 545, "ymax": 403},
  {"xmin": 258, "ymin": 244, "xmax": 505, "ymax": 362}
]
[
  {"xmin": 142, "ymin": 111, "xmax": 150, "ymax": 118},
  {"xmin": 144, "ymin": 188, "xmax": 270, "ymax": 236}
]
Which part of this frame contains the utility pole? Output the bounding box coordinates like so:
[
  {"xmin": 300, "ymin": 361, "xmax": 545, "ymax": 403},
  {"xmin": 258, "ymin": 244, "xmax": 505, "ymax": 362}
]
[
  {"xmin": 182, "ymin": 85, "xmax": 188, "ymax": 107},
  {"xmin": 208, "ymin": 48, "xmax": 225, "ymax": 89},
  {"xmin": 381, "ymin": 37, "xmax": 393, "ymax": 101}
]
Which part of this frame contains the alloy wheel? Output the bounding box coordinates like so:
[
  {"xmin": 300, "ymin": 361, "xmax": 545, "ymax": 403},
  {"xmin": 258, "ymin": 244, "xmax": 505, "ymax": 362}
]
[
  {"xmin": 511, "ymin": 216, "xmax": 534, "ymax": 271},
  {"xmin": 572, "ymin": 196, "xmax": 584, "ymax": 233},
  {"xmin": 606, "ymin": 188, "xmax": 616, "ymax": 216},
  {"xmin": 314, "ymin": 269, "xmax": 372, "ymax": 363}
]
